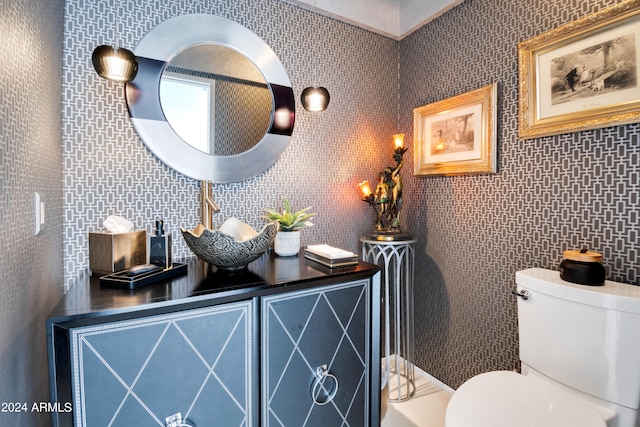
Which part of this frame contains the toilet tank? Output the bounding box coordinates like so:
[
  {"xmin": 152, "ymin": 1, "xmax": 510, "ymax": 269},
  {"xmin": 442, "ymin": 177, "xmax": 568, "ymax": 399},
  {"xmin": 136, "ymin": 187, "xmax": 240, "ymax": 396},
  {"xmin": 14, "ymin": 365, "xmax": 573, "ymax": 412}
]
[{"xmin": 515, "ymin": 268, "xmax": 640, "ymax": 411}]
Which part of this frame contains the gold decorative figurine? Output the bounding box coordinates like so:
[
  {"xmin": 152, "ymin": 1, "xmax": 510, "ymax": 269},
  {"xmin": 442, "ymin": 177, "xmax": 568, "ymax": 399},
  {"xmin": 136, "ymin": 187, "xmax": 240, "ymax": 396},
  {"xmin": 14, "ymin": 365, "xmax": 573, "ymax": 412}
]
[{"xmin": 359, "ymin": 134, "xmax": 410, "ymax": 240}]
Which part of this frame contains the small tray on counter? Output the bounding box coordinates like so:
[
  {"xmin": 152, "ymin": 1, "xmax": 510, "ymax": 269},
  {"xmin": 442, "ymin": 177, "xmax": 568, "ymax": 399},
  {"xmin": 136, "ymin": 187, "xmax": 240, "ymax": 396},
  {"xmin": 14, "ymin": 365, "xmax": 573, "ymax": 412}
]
[{"xmin": 99, "ymin": 263, "xmax": 188, "ymax": 290}]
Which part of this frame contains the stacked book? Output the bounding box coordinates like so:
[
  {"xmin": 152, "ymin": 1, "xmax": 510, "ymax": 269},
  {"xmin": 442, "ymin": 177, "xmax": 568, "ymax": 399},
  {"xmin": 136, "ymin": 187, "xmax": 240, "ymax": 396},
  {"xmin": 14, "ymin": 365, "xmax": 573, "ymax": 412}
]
[{"xmin": 304, "ymin": 244, "xmax": 359, "ymax": 268}]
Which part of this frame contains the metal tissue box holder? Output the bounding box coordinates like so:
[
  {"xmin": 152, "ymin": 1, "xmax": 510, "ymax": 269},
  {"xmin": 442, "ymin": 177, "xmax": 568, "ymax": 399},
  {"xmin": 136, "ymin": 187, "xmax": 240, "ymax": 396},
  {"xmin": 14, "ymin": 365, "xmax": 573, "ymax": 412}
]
[{"xmin": 89, "ymin": 230, "xmax": 146, "ymax": 276}]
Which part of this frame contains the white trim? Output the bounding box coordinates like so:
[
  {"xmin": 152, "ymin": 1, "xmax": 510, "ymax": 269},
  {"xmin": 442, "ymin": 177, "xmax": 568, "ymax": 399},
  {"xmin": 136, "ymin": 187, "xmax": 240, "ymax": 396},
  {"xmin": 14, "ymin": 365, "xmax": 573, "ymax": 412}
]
[{"xmin": 382, "ymin": 354, "xmax": 455, "ymax": 395}]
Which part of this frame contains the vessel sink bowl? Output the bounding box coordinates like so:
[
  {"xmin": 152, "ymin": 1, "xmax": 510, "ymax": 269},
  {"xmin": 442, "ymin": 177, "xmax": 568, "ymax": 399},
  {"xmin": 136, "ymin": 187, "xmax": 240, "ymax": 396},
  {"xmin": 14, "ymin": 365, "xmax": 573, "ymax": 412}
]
[{"xmin": 181, "ymin": 221, "xmax": 278, "ymax": 270}]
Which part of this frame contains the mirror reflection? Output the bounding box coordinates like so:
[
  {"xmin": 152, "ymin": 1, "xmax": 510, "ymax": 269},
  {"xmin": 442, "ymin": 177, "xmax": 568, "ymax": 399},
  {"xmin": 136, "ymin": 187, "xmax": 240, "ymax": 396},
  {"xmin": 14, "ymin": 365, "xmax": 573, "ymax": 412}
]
[{"xmin": 159, "ymin": 44, "xmax": 272, "ymax": 156}]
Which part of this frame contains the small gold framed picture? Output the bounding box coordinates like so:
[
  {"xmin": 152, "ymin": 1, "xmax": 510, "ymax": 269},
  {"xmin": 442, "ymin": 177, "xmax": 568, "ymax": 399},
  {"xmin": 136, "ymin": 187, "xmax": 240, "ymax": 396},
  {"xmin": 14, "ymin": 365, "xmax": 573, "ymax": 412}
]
[{"xmin": 413, "ymin": 83, "xmax": 497, "ymax": 177}]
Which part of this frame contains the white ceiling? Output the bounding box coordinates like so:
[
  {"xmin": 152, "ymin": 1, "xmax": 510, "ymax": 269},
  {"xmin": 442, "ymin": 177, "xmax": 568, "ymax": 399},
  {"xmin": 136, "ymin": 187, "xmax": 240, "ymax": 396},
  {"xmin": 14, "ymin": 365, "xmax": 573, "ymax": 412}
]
[{"xmin": 281, "ymin": 0, "xmax": 465, "ymax": 40}]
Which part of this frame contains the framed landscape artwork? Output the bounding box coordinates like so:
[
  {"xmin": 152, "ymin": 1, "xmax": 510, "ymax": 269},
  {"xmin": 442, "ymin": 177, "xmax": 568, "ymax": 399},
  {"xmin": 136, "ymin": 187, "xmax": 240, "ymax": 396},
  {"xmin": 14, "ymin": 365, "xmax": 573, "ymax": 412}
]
[
  {"xmin": 518, "ymin": 0, "xmax": 640, "ymax": 138},
  {"xmin": 413, "ymin": 83, "xmax": 497, "ymax": 176}
]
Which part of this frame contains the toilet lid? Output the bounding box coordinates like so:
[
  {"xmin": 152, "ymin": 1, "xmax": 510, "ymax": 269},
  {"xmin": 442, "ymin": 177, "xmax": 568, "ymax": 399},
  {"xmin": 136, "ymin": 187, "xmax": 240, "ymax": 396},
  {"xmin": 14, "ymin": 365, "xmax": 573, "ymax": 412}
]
[{"xmin": 445, "ymin": 371, "xmax": 606, "ymax": 427}]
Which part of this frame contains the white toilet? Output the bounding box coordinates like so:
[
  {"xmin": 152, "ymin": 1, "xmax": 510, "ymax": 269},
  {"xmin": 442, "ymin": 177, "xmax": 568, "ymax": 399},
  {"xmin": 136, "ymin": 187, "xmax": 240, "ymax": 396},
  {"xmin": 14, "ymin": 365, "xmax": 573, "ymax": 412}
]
[{"xmin": 445, "ymin": 267, "xmax": 640, "ymax": 427}]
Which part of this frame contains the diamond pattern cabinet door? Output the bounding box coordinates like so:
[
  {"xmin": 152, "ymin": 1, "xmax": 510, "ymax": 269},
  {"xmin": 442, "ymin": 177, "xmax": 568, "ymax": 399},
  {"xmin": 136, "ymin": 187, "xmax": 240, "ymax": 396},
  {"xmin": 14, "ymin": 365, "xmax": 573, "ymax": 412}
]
[
  {"xmin": 69, "ymin": 301, "xmax": 254, "ymax": 427},
  {"xmin": 261, "ymin": 280, "xmax": 370, "ymax": 426}
]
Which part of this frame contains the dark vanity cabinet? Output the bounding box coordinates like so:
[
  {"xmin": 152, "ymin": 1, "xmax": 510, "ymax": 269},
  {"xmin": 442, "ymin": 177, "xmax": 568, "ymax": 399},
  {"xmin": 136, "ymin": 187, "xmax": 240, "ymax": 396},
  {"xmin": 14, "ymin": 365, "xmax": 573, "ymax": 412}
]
[
  {"xmin": 62, "ymin": 302, "xmax": 255, "ymax": 426},
  {"xmin": 47, "ymin": 254, "xmax": 380, "ymax": 427},
  {"xmin": 262, "ymin": 280, "xmax": 371, "ymax": 426}
]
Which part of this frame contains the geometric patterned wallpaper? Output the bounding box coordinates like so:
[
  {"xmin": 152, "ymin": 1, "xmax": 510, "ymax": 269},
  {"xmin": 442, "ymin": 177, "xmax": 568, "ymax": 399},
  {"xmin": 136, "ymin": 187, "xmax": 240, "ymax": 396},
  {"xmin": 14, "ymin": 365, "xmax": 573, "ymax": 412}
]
[
  {"xmin": 400, "ymin": 0, "xmax": 640, "ymax": 388},
  {"xmin": 62, "ymin": 0, "xmax": 398, "ymax": 290},
  {"xmin": 0, "ymin": 0, "xmax": 65, "ymax": 421}
]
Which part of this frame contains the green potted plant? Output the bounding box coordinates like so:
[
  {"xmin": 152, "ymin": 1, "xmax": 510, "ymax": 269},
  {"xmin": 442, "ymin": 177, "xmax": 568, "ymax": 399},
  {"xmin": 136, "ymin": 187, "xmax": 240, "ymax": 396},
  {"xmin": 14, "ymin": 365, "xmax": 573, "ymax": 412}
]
[{"xmin": 263, "ymin": 197, "xmax": 316, "ymax": 256}]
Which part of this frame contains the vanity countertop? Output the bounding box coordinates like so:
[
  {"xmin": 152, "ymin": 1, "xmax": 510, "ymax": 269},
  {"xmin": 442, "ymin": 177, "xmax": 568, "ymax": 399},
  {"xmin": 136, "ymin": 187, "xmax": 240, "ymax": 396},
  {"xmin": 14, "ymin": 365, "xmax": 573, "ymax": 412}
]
[{"xmin": 49, "ymin": 251, "xmax": 380, "ymax": 324}]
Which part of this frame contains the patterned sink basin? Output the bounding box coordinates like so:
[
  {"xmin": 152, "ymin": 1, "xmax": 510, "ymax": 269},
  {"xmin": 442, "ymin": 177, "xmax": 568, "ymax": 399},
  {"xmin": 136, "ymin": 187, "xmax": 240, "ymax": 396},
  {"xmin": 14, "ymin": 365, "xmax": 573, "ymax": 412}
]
[{"xmin": 181, "ymin": 221, "xmax": 278, "ymax": 270}]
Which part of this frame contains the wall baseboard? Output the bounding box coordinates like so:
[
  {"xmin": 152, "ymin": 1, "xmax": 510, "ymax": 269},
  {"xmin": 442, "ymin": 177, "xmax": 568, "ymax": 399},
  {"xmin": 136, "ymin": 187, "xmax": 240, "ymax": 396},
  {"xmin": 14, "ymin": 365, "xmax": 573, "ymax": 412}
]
[{"xmin": 381, "ymin": 354, "xmax": 456, "ymax": 395}]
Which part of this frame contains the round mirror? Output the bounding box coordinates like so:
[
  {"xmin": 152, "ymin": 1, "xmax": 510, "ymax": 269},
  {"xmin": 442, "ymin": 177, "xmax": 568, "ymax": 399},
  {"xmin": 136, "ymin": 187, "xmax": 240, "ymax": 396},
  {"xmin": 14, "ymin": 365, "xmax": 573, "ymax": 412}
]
[
  {"xmin": 160, "ymin": 44, "xmax": 272, "ymax": 156},
  {"xmin": 125, "ymin": 14, "xmax": 295, "ymax": 182}
]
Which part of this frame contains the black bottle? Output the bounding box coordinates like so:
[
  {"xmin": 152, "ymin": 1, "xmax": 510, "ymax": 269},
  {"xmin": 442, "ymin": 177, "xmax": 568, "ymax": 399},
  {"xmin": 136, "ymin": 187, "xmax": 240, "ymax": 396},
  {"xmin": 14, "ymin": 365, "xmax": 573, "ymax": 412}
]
[{"xmin": 149, "ymin": 220, "xmax": 172, "ymax": 269}]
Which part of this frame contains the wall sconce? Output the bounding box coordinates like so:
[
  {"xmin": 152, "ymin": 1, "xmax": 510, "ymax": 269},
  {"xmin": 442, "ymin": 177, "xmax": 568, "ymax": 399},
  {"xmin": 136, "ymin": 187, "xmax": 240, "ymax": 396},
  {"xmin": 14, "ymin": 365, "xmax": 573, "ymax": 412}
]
[
  {"xmin": 91, "ymin": 1, "xmax": 138, "ymax": 82},
  {"xmin": 300, "ymin": 1, "xmax": 330, "ymax": 112},
  {"xmin": 359, "ymin": 134, "xmax": 409, "ymax": 240},
  {"xmin": 92, "ymin": 46, "xmax": 138, "ymax": 82},
  {"xmin": 301, "ymin": 86, "xmax": 330, "ymax": 112}
]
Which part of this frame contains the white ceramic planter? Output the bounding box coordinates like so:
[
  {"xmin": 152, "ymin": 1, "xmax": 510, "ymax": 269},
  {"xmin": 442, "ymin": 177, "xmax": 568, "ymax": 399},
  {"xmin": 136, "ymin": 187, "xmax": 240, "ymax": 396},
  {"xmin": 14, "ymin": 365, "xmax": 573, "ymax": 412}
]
[{"xmin": 274, "ymin": 231, "xmax": 300, "ymax": 256}]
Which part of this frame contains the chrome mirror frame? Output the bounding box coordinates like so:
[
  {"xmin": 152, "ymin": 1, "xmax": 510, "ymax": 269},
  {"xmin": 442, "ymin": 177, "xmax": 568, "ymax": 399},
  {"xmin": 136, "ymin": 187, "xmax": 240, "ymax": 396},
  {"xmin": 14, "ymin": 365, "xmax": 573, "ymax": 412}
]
[{"xmin": 125, "ymin": 14, "xmax": 295, "ymax": 183}]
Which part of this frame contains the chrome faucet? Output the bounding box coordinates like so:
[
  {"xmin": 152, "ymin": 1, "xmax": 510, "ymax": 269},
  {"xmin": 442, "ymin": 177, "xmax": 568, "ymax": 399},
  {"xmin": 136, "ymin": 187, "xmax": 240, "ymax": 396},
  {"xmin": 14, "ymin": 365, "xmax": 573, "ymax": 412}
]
[{"xmin": 201, "ymin": 180, "xmax": 220, "ymax": 229}]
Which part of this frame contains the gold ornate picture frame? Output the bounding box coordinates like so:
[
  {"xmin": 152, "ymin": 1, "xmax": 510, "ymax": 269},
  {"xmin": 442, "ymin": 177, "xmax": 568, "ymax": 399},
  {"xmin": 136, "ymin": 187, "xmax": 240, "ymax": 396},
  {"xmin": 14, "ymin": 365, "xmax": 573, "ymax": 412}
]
[
  {"xmin": 518, "ymin": 0, "xmax": 640, "ymax": 139},
  {"xmin": 413, "ymin": 83, "xmax": 497, "ymax": 176}
]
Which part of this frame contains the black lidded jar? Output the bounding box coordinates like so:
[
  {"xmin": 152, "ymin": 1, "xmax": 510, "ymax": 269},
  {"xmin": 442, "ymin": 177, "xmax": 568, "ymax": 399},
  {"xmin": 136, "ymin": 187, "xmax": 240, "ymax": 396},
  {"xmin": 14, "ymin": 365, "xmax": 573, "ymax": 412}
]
[{"xmin": 559, "ymin": 249, "xmax": 605, "ymax": 286}]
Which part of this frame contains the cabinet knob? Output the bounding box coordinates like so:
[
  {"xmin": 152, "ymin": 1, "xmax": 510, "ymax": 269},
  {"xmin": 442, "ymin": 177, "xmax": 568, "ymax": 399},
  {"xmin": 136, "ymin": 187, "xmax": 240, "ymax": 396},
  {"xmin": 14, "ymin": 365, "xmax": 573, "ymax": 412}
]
[{"xmin": 311, "ymin": 364, "xmax": 339, "ymax": 405}]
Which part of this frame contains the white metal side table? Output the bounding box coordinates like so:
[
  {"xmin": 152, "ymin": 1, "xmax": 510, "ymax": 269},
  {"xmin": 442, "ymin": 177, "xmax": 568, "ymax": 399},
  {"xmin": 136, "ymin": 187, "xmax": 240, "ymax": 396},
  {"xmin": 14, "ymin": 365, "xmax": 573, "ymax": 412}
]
[{"xmin": 360, "ymin": 235, "xmax": 416, "ymax": 402}]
